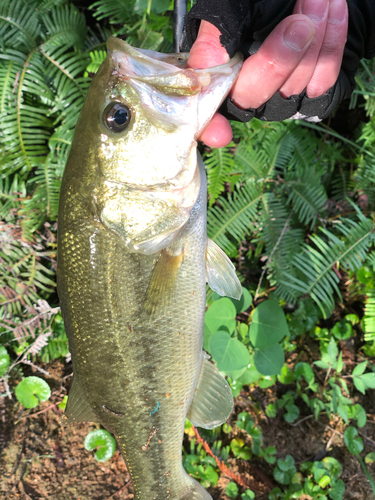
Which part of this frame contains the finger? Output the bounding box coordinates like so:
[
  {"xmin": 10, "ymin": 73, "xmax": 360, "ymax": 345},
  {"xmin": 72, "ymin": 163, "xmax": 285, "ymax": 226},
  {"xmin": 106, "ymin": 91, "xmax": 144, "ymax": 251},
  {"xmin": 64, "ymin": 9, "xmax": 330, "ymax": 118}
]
[
  {"xmin": 199, "ymin": 113, "xmax": 233, "ymax": 148},
  {"xmin": 186, "ymin": 20, "xmax": 229, "ymax": 69},
  {"xmin": 280, "ymin": 0, "xmax": 329, "ymax": 97},
  {"xmin": 230, "ymin": 15, "xmax": 315, "ymax": 110},
  {"xmin": 186, "ymin": 21, "xmax": 232, "ymax": 147},
  {"xmin": 306, "ymin": 0, "xmax": 348, "ymax": 97}
]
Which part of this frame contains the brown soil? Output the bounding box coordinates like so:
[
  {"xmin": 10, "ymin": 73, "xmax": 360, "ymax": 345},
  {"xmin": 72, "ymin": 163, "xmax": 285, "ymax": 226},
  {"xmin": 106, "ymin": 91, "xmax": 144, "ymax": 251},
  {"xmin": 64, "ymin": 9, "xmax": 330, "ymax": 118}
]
[{"xmin": 1, "ymin": 358, "xmax": 375, "ymax": 500}]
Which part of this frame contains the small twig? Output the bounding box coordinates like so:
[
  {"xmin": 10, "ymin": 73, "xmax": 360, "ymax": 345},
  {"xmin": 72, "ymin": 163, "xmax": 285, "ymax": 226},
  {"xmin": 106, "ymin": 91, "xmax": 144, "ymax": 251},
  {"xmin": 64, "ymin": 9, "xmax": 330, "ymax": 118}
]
[
  {"xmin": 289, "ymin": 414, "xmax": 314, "ymax": 427},
  {"xmin": 4, "ymin": 462, "xmax": 28, "ymax": 497},
  {"xmin": 326, "ymin": 429, "xmax": 337, "ymax": 450},
  {"xmin": 358, "ymin": 430, "xmax": 375, "ymax": 448},
  {"xmin": 323, "ymin": 366, "xmax": 332, "ymax": 388},
  {"xmin": 106, "ymin": 479, "xmax": 131, "ymax": 499},
  {"xmin": 191, "ymin": 425, "xmax": 271, "ymax": 492},
  {"xmin": 15, "ymin": 400, "xmax": 64, "ymax": 424},
  {"xmin": 21, "ymin": 359, "xmax": 50, "ymax": 377}
]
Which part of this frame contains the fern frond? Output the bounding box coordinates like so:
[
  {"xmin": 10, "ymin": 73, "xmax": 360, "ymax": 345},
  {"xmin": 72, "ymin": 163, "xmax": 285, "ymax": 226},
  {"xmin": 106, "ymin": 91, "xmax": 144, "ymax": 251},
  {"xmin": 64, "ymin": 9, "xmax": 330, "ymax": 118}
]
[
  {"xmin": 91, "ymin": 0, "xmax": 137, "ymax": 24},
  {"xmin": 284, "ymin": 163, "xmax": 327, "ymax": 227},
  {"xmin": 19, "ymin": 156, "xmax": 63, "ymax": 231},
  {"xmin": 0, "ymin": 224, "xmax": 56, "ymax": 318},
  {"xmin": 282, "ymin": 213, "xmax": 375, "ymax": 316},
  {"xmin": 40, "ymin": 5, "xmax": 87, "ymax": 51},
  {"xmin": 207, "ymin": 183, "xmax": 262, "ymax": 255},
  {"xmin": 0, "ymin": 175, "xmax": 27, "ymax": 222},
  {"xmin": 204, "ymin": 145, "xmax": 235, "ymax": 206},
  {"xmin": 85, "ymin": 49, "xmax": 106, "ymax": 75},
  {"xmin": 0, "ymin": 0, "xmax": 40, "ymax": 51},
  {"xmin": 259, "ymin": 194, "xmax": 303, "ymax": 301},
  {"xmin": 364, "ymin": 287, "xmax": 375, "ymax": 341}
]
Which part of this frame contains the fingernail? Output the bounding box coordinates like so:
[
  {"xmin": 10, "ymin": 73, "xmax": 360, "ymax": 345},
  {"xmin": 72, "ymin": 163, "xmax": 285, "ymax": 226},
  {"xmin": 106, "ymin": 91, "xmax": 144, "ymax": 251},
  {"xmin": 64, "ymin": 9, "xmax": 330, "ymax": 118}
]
[
  {"xmin": 328, "ymin": 0, "xmax": 347, "ymax": 22},
  {"xmin": 302, "ymin": 0, "xmax": 328, "ymax": 23},
  {"xmin": 284, "ymin": 20, "xmax": 315, "ymax": 51}
]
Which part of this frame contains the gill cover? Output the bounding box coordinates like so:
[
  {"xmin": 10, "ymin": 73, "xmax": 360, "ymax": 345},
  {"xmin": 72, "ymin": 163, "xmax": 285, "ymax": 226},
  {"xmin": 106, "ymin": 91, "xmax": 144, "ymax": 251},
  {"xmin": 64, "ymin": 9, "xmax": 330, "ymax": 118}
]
[{"xmin": 96, "ymin": 38, "xmax": 242, "ymax": 254}]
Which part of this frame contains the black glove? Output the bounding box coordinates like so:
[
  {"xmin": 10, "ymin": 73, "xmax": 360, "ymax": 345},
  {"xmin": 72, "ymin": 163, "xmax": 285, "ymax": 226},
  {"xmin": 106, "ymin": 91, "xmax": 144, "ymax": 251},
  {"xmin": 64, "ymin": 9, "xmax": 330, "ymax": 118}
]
[{"xmin": 181, "ymin": 0, "xmax": 375, "ymax": 122}]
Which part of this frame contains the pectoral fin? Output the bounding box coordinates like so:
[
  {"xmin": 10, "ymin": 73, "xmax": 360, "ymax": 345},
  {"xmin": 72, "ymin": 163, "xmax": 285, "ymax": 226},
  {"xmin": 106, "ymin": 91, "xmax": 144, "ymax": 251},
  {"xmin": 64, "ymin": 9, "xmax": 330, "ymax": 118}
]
[
  {"xmin": 187, "ymin": 357, "xmax": 233, "ymax": 430},
  {"xmin": 64, "ymin": 376, "xmax": 98, "ymax": 425},
  {"xmin": 144, "ymin": 248, "xmax": 183, "ymax": 316},
  {"xmin": 206, "ymin": 238, "xmax": 242, "ymax": 300}
]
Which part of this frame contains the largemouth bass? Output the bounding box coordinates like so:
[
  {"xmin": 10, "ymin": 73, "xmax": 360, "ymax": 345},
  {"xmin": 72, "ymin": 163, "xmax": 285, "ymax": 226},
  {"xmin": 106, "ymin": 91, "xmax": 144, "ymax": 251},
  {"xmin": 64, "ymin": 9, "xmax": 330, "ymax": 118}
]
[{"xmin": 57, "ymin": 37, "xmax": 242, "ymax": 500}]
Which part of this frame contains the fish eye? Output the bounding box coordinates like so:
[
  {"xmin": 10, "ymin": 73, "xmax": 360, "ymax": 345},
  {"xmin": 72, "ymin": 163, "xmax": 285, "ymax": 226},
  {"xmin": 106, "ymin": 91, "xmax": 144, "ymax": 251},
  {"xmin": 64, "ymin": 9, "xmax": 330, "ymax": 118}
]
[{"xmin": 103, "ymin": 102, "xmax": 131, "ymax": 133}]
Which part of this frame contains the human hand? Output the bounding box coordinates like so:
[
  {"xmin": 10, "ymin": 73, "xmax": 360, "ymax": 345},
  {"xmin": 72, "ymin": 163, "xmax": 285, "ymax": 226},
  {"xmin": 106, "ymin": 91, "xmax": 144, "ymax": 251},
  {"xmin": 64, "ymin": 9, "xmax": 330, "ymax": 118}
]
[{"xmin": 187, "ymin": 0, "xmax": 348, "ymax": 148}]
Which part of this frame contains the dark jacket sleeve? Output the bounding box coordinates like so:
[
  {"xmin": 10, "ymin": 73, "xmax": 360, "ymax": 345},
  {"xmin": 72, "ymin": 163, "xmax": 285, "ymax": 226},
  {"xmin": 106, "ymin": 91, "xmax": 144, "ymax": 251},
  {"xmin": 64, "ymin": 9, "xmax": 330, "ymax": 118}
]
[{"xmin": 181, "ymin": 0, "xmax": 375, "ymax": 122}]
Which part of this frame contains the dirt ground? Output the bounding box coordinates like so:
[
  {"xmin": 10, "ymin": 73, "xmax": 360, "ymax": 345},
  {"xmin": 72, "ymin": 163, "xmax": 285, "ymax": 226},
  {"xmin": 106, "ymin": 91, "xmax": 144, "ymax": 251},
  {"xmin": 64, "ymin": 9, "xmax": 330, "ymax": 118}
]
[{"xmin": 1, "ymin": 357, "xmax": 375, "ymax": 500}]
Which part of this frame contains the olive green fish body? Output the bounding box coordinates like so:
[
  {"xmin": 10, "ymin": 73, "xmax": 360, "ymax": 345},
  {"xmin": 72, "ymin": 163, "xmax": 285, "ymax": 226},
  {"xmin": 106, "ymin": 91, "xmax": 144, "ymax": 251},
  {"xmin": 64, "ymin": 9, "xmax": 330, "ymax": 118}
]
[{"xmin": 58, "ymin": 39, "xmax": 242, "ymax": 500}]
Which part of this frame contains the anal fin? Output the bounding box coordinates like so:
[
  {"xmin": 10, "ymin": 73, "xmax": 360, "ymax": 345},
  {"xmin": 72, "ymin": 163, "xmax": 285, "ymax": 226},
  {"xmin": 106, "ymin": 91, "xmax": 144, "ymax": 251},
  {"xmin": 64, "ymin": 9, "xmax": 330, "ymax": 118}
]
[
  {"xmin": 206, "ymin": 238, "xmax": 242, "ymax": 300},
  {"xmin": 63, "ymin": 375, "xmax": 98, "ymax": 426},
  {"xmin": 187, "ymin": 357, "xmax": 233, "ymax": 430}
]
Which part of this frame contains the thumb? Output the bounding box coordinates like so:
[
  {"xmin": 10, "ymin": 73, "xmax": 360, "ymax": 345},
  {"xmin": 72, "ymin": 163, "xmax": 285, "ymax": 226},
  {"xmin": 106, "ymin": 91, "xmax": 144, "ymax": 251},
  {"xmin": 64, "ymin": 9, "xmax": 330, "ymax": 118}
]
[{"xmin": 186, "ymin": 20, "xmax": 229, "ymax": 69}]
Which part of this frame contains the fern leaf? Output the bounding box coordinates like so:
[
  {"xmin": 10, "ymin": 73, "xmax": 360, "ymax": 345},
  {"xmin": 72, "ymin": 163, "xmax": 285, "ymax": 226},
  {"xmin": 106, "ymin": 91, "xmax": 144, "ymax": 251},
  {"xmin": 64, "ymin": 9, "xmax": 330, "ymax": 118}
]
[
  {"xmin": 85, "ymin": 49, "xmax": 106, "ymax": 76},
  {"xmin": 0, "ymin": 0, "xmax": 40, "ymax": 51},
  {"xmin": 284, "ymin": 164, "xmax": 327, "ymax": 227},
  {"xmin": 204, "ymin": 145, "xmax": 234, "ymax": 206},
  {"xmin": 91, "ymin": 0, "xmax": 137, "ymax": 24},
  {"xmin": 282, "ymin": 213, "xmax": 375, "ymax": 316},
  {"xmin": 207, "ymin": 183, "xmax": 262, "ymax": 255},
  {"xmin": 40, "ymin": 5, "xmax": 87, "ymax": 51},
  {"xmin": 259, "ymin": 194, "xmax": 303, "ymax": 301}
]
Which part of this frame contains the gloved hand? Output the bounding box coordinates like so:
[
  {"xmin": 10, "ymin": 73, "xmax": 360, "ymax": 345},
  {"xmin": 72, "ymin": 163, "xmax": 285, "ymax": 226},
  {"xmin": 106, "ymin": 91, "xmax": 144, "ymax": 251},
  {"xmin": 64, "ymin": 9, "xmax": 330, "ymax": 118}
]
[{"xmin": 182, "ymin": 0, "xmax": 374, "ymax": 147}]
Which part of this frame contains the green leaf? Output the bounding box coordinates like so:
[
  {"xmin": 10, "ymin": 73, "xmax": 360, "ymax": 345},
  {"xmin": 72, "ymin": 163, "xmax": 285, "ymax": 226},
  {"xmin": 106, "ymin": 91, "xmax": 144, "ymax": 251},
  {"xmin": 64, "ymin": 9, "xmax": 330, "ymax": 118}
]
[
  {"xmin": 353, "ymin": 361, "xmax": 367, "ymax": 376},
  {"xmin": 150, "ymin": 0, "xmax": 171, "ymax": 14},
  {"xmin": 0, "ymin": 346, "xmax": 10, "ymax": 376},
  {"xmin": 265, "ymin": 403, "xmax": 277, "ymax": 418},
  {"xmin": 327, "ymin": 338, "xmax": 339, "ymax": 366},
  {"xmin": 58, "ymin": 395, "xmax": 68, "ymax": 410},
  {"xmin": 278, "ymin": 364, "xmax": 295, "ymax": 384},
  {"xmin": 237, "ymin": 364, "xmax": 262, "ymax": 385},
  {"xmin": 230, "ymin": 438, "xmax": 252, "ymax": 460},
  {"xmin": 294, "ymin": 362, "xmax": 314, "ymax": 384},
  {"xmin": 225, "ymin": 481, "xmax": 239, "ymax": 498},
  {"xmin": 353, "ymin": 371, "xmax": 375, "ymax": 394},
  {"xmin": 210, "ymin": 331, "xmax": 250, "ymax": 373},
  {"xmin": 274, "ymin": 456, "xmax": 296, "ymax": 485},
  {"xmin": 365, "ymin": 452, "xmax": 375, "ymax": 464},
  {"xmin": 319, "ymin": 475, "xmax": 331, "ymax": 488},
  {"xmin": 241, "ymin": 490, "xmax": 255, "ymax": 499},
  {"xmin": 349, "ymin": 404, "xmax": 367, "ymax": 428},
  {"xmin": 264, "ymin": 446, "xmax": 277, "ymax": 464},
  {"xmin": 84, "ymin": 429, "xmax": 116, "ymax": 462},
  {"xmin": 344, "ymin": 427, "xmax": 364, "ymax": 456},
  {"xmin": 254, "ymin": 344, "xmax": 285, "ymax": 376},
  {"xmin": 231, "ymin": 287, "xmax": 252, "ymax": 314},
  {"xmin": 205, "ymin": 298, "xmax": 237, "ymax": 334},
  {"xmin": 258, "ymin": 375, "xmax": 277, "ymax": 389},
  {"xmin": 284, "ymin": 404, "xmax": 299, "ymax": 423},
  {"xmin": 249, "ymin": 300, "xmax": 289, "ymax": 349},
  {"xmin": 278, "ymin": 455, "xmax": 295, "ymax": 472},
  {"xmin": 15, "ymin": 376, "xmax": 51, "ymax": 409},
  {"xmin": 328, "ymin": 479, "xmax": 345, "ymax": 500}
]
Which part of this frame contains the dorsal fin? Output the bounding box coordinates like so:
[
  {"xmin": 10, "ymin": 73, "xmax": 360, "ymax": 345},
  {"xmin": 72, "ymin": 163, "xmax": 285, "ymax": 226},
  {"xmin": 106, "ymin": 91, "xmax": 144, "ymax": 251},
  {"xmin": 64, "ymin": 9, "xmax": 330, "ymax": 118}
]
[{"xmin": 187, "ymin": 357, "xmax": 233, "ymax": 429}]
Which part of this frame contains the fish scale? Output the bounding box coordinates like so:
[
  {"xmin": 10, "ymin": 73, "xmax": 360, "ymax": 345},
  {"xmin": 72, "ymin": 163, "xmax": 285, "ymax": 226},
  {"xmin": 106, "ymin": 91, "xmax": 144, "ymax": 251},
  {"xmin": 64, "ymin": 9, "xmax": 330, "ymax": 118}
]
[{"xmin": 58, "ymin": 38, "xmax": 242, "ymax": 499}]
